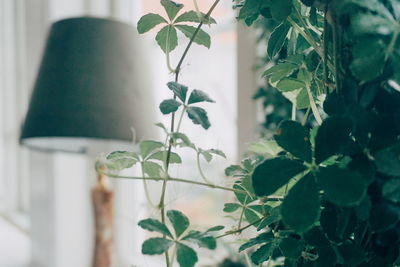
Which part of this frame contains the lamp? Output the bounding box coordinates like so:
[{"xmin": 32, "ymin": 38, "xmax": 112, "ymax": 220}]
[
  {"xmin": 20, "ymin": 17, "xmax": 155, "ymax": 267},
  {"xmin": 20, "ymin": 17, "xmax": 152, "ymax": 153}
]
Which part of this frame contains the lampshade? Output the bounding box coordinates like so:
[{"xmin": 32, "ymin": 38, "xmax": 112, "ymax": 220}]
[{"xmin": 20, "ymin": 17, "xmax": 155, "ymax": 153}]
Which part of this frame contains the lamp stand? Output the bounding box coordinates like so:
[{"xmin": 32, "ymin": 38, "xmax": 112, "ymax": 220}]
[{"xmin": 92, "ymin": 172, "xmax": 113, "ymax": 267}]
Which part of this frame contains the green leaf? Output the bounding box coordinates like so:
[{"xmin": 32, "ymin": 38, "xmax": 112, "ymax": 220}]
[
  {"xmin": 374, "ymin": 142, "xmax": 400, "ymax": 176},
  {"xmin": 234, "ymin": 183, "xmax": 256, "ymax": 205},
  {"xmin": 176, "ymin": 243, "xmax": 198, "ymax": 267},
  {"xmin": 156, "ymin": 25, "xmax": 178, "ymax": 53},
  {"xmin": 223, "ymin": 203, "xmax": 241, "ymax": 212},
  {"xmin": 281, "ymin": 174, "xmax": 320, "ymax": 233},
  {"xmin": 206, "ymin": 225, "xmax": 224, "ymax": 232},
  {"xmin": 257, "ymin": 206, "xmax": 281, "ymax": 230},
  {"xmin": 140, "ymin": 140, "xmax": 164, "ymax": 158},
  {"xmin": 171, "ymin": 132, "xmax": 195, "ymax": 148},
  {"xmin": 314, "ymin": 117, "xmax": 353, "ymax": 164},
  {"xmin": 296, "ymin": 88, "xmax": 310, "ymax": 109},
  {"xmin": 350, "ymin": 38, "xmax": 385, "ymax": 82},
  {"xmin": 274, "ymin": 120, "xmax": 312, "ymax": 162},
  {"xmin": 237, "ymin": 0, "xmax": 268, "ymax": 26},
  {"xmin": 183, "ymin": 231, "xmax": 217, "ymax": 249},
  {"xmin": 279, "ymin": 237, "xmax": 304, "ymax": 259},
  {"xmin": 142, "ymin": 161, "xmax": 163, "ymax": 177},
  {"xmin": 263, "ymin": 63, "xmax": 298, "ymax": 83},
  {"xmin": 270, "ymin": 0, "xmax": 292, "ymax": 22},
  {"xmin": 159, "ymin": 99, "xmax": 182, "ymax": 115},
  {"xmin": 268, "ymin": 23, "xmax": 290, "ymax": 59},
  {"xmin": 175, "ymin": 11, "xmax": 216, "ymax": 24},
  {"xmin": 138, "ymin": 218, "xmax": 173, "ymax": 238},
  {"xmin": 137, "ymin": 13, "xmax": 167, "ymax": 34},
  {"xmin": 351, "ymin": 13, "xmax": 395, "ymax": 35},
  {"xmin": 206, "ymin": 148, "xmax": 226, "ymax": 158},
  {"xmin": 337, "ymin": 242, "xmax": 365, "ymax": 266},
  {"xmin": 316, "ymin": 166, "xmax": 367, "ymax": 207},
  {"xmin": 225, "ymin": 165, "xmax": 246, "ymax": 177},
  {"xmin": 167, "ymin": 82, "xmax": 188, "ymax": 102},
  {"xmin": 252, "ymin": 158, "xmax": 307, "ymax": 197},
  {"xmin": 383, "ymin": 179, "xmax": 400, "ymax": 203},
  {"xmin": 248, "ymin": 140, "xmax": 283, "ymax": 157},
  {"xmin": 161, "ymin": 0, "xmax": 184, "ymax": 21},
  {"xmin": 186, "ymin": 106, "xmax": 211, "ymax": 129},
  {"xmin": 167, "ymin": 210, "xmax": 190, "ymax": 238},
  {"xmin": 275, "ymin": 78, "xmax": 305, "ymax": 92},
  {"xmin": 244, "ymin": 208, "xmax": 261, "ymax": 224},
  {"xmin": 142, "ymin": 238, "xmax": 173, "ymax": 255},
  {"xmin": 175, "ymin": 25, "xmax": 211, "ymax": 48},
  {"xmin": 251, "ymin": 242, "xmax": 275, "ymax": 265},
  {"xmin": 239, "ymin": 232, "xmax": 274, "ymax": 252},
  {"xmin": 105, "ymin": 151, "xmax": 139, "ymax": 170},
  {"xmin": 187, "ymin": 89, "xmax": 215, "ymax": 104},
  {"xmin": 148, "ymin": 151, "xmax": 182, "ymax": 164}
]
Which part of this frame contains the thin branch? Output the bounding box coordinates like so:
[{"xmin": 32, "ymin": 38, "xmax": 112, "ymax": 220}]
[{"xmin": 216, "ymin": 217, "xmax": 264, "ymax": 239}]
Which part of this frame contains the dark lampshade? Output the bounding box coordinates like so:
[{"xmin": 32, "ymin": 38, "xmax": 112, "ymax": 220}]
[{"xmin": 20, "ymin": 17, "xmax": 155, "ymax": 153}]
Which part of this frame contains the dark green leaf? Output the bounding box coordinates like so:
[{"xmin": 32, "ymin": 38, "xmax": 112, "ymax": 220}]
[
  {"xmin": 374, "ymin": 142, "xmax": 400, "ymax": 176},
  {"xmin": 175, "ymin": 25, "xmax": 211, "ymax": 48},
  {"xmin": 140, "ymin": 140, "xmax": 164, "ymax": 158},
  {"xmin": 281, "ymin": 174, "xmax": 320, "ymax": 233},
  {"xmin": 167, "ymin": 82, "xmax": 188, "ymax": 102},
  {"xmin": 279, "ymin": 237, "xmax": 304, "ymax": 259},
  {"xmin": 369, "ymin": 203, "xmax": 400, "ymax": 231},
  {"xmin": 138, "ymin": 218, "xmax": 173, "ymax": 238},
  {"xmin": 314, "ymin": 117, "xmax": 353, "ymax": 164},
  {"xmin": 176, "ymin": 243, "xmax": 198, "ymax": 267},
  {"xmin": 223, "ymin": 203, "xmax": 241, "ymax": 213},
  {"xmin": 183, "ymin": 232, "xmax": 217, "ymax": 249},
  {"xmin": 161, "ymin": 0, "xmax": 184, "ymax": 21},
  {"xmin": 316, "ymin": 166, "xmax": 367, "ymax": 206},
  {"xmin": 175, "ymin": 11, "xmax": 216, "ymax": 24},
  {"xmin": 383, "ymin": 179, "xmax": 400, "ymax": 203},
  {"xmin": 268, "ymin": 23, "xmax": 290, "ymax": 59},
  {"xmin": 206, "ymin": 225, "xmax": 224, "ymax": 232},
  {"xmin": 257, "ymin": 206, "xmax": 281, "ymax": 230},
  {"xmin": 244, "ymin": 208, "xmax": 261, "ymax": 224},
  {"xmin": 303, "ymin": 227, "xmax": 330, "ymax": 248},
  {"xmin": 137, "ymin": 13, "xmax": 167, "ymax": 34},
  {"xmin": 270, "ymin": 0, "xmax": 292, "ymax": 22},
  {"xmin": 142, "ymin": 161, "xmax": 163, "ymax": 177},
  {"xmin": 337, "ymin": 242, "xmax": 365, "ymax": 266},
  {"xmin": 275, "ymin": 120, "xmax": 312, "ymax": 162},
  {"xmin": 239, "ymin": 231, "xmax": 274, "ymax": 252},
  {"xmin": 234, "ymin": 184, "xmax": 256, "ymax": 205},
  {"xmin": 148, "ymin": 151, "xmax": 182, "ymax": 164},
  {"xmin": 187, "ymin": 89, "xmax": 215, "ymax": 104},
  {"xmin": 186, "ymin": 106, "xmax": 211, "ymax": 129},
  {"xmin": 350, "ymin": 39, "xmax": 385, "ymax": 81},
  {"xmin": 237, "ymin": 0, "xmax": 268, "ymax": 26},
  {"xmin": 354, "ymin": 196, "xmax": 371, "ymax": 221},
  {"xmin": 159, "ymin": 99, "xmax": 182, "ymax": 115},
  {"xmin": 167, "ymin": 210, "xmax": 190, "ymax": 238},
  {"xmin": 251, "ymin": 242, "xmax": 275, "ymax": 265},
  {"xmin": 142, "ymin": 238, "xmax": 173, "ymax": 255},
  {"xmin": 252, "ymin": 158, "xmax": 307, "ymax": 196},
  {"xmin": 156, "ymin": 25, "xmax": 178, "ymax": 53},
  {"xmin": 316, "ymin": 245, "xmax": 337, "ymax": 267}
]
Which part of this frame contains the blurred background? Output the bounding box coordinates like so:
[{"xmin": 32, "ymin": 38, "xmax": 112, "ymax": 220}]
[{"xmin": 0, "ymin": 0, "xmax": 263, "ymax": 266}]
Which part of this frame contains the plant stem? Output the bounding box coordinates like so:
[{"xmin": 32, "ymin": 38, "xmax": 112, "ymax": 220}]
[
  {"xmin": 301, "ymin": 106, "xmax": 311, "ymax": 126},
  {"xmin": 175, "ymin": 106, "xmax": 187, "ymax": 133},
  {"xmin": 140, "ymin": 162, "xmax": 156, "ymax": 207},
  {"xmin": 288, "ymin": 17, "xmax": 334, "ymax": 72},
  {"xmin": 196, "ymin": 152, "xmax": 212, "ymax": 184},
  {"xmin": 216, "ymin": 217, "xmax": 263, "ymax": 239},
  {"xmin": 306, "ymin": 85, "xmax": 322, "ymax": 125}
]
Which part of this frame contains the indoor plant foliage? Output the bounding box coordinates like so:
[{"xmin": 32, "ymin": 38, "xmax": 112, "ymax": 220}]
[{"xmin": 96, "ymin": 0, "xmax": 400, "ymax": 266}]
